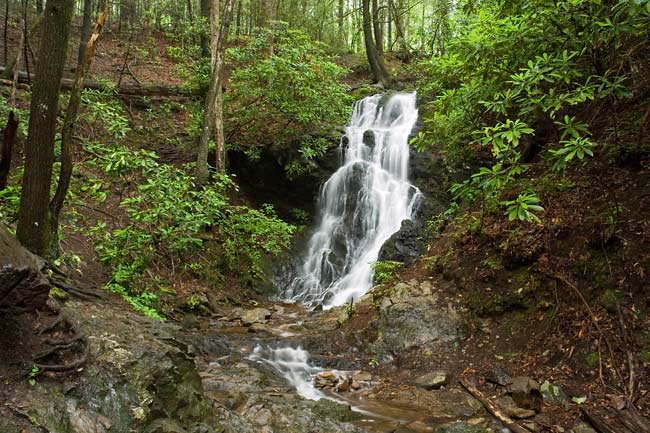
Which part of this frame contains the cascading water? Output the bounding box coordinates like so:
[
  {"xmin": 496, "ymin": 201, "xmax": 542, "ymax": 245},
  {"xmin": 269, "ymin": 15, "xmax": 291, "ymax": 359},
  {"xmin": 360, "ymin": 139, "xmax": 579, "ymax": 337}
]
[{"xmin": 284, "ymin": 92, "xmax": 422, "ymax": 309}]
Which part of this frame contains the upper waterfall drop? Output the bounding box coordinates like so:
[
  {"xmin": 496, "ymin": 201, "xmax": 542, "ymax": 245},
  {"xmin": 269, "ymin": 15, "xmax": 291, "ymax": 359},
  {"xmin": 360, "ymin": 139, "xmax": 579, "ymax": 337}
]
[{"xmin": 284, "ymin": 92, "xmax": 422, "ymax": 309}]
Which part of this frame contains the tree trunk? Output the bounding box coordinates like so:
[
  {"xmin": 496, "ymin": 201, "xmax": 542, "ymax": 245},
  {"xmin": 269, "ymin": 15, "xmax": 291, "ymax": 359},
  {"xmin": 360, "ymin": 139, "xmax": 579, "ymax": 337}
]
[
  {"xmin": 362, "ymin": 0, "xmax": 389, "ymax": 85},
  {"xmin": 35, "ymin": 0, "xmax": 43, "ymax": 14},
  {"xmin": 197, "ymin": 0, "xmax": 221, "ymax": 185},
  {"xmin": 235, "ymin": 0, "xmax": 242, "ymax": 35},
  {"xmin": 120, "ymin": 0, "xmax": 136, "ymax": 30},
  {"xmin": 0, "ymin": 225, "xmax": 49, "ymax": 314},
  {"xmin": 372, "ymin": 0, "xmax": 383, "ymax": 56},
  {"xmin": 78, "ymin": 0, "xmax": 93, "ymax": 68},
  {"xmin": 16, "ymin": 0, "xmax": 74, "ymax": 258},
  {"xmin": 200, "ymin": 0, "xmax": 210, "ymax": 56},
  {"xmin": 0, "ymin": 111, "xmax": 17, "ymax": 191},
  {"xmin": 212, "ymin": 0, "xmax": 234, "ymax": 174},
  {"xmin": 389, "ymin": 0, "xmax": 408, "ymax": 58},
  {"xmin": 50, "ymin": 10, "xmax": 107, "ymax": 257}
]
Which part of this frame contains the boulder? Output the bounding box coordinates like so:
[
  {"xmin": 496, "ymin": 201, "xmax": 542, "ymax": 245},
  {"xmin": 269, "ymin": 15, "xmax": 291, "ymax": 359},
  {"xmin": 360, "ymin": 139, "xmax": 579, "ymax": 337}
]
[
  {"xmin": 241, "ymin": 308, "xmax": 271, "ymax": 325},
  {"xmin": 415, "ymin": 371, "xmax": 448, "ymax": 390},
  {"xmin": 540, "ymin": 380, "xmax": 568, "ymax": 406}
]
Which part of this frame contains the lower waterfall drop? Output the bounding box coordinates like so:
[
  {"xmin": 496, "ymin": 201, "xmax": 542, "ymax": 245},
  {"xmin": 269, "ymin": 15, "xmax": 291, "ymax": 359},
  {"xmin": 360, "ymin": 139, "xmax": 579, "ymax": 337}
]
[{"xmin": 285, "ymin": 92, "xmax": 422, "ymax": 309}]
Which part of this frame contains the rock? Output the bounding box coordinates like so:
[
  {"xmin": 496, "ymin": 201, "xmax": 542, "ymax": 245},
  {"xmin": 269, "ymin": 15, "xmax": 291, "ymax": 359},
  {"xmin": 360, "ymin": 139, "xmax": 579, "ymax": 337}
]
[
  {"xmin": 378, "ymin": 220, "xmax": 424, "ymax": 266},
  {"xmin": 572, "ymin": 422, "xmax": 598, "ymax": 433},
  {"xmin": 372, "ymin": 294, "xmax": 462, "ymax": 355},
  {"xmin": 540, "ymin": 380, "xmax": 568, "ymax": 406},
  {"xmin": 241, "ymin": 308, "xmax": 271, "ymax": 325},
  {"xmin": 336, "ymin": 377, "xmax": 351, "ymax": 392},
  {"xmin": 508, "ymin": 376, "xmax": 542, "ymax": 411},
  {"xmin": 415, "ymin": 371, "xmax": 448, "ymax": 390},
  {"xmin": 485, "ymin": 365, "xmax": 511, "ymax": 386},
  {"xmin": 435, "ymin": 421, "xmax": 489, "ymax": 433},
  {"xmin": 497, "ymin": 396, "xmax": 536, "ymax": 419},
  {"xmin": 249, "ymin": 323, "xmax": 268, "ymax": 333},
  {"xmin": 354, "ymin": 371, "xmax": 373, "ymax": 382},
  {"xmin": 507, "ymin": 377, "xmax": 540, "ymax": 394},
  {"xmin": 420, "ymin": 280, "xmax": 433, "ymax": 296},
  {"xmin": 406, "ymin": 420, "xmax": 435, "ymax": 432}
]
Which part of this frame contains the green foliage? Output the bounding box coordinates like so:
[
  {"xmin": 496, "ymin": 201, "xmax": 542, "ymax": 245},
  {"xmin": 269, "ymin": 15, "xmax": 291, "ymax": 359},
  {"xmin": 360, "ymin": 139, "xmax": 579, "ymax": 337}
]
[
  {"xmin": 226, "ymin": 23, "xmax": 352, "ymax": 178},
  {"xmin": 371, "ymin": 260, "xmax": 404, "ymax": 284},
  {"xmin": 413, "ymin": 0, "xmax": 649, "ymax": 222},
  {"xmin": 28, "ymin": 365, "xmax": 40, "ymax": 386},
  {"xmin": 501, "ymin": 192, "xmax": 544, "ymax": 223},
  {"xmin": 84, "ymin": 144, "xmax": 296, "ymax": 318},
  {"xmin": 81, "ymin": 88, "xmax": 131, "ymax": 139}
]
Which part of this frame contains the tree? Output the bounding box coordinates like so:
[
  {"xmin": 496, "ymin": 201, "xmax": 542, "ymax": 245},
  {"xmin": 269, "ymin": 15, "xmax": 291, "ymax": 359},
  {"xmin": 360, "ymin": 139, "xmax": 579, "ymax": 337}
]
[
  {"xmin": 362, "ymin": 0, "xmax": 389, "ymax": 85},
  {"xmin": 196, "ymin": 0, "xmax": 234, "ymax": 185},
  {"xmin": 78, "ymin": 0, "xmax": 93, "ymax": 67},
  {"xmin": 16, "ymin": 0, "xmax": 74, "ymax": 257}
]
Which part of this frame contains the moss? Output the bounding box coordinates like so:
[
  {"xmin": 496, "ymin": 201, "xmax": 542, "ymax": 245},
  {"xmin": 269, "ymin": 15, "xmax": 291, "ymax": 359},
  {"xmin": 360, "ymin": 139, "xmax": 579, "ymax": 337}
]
[
  {"xmin": 584, "ymin": 352, "xmax": 600, "ymax": 368},
  {"xmin": 598, "ymin": 289, "xmax": 621, "ymax": 314}
]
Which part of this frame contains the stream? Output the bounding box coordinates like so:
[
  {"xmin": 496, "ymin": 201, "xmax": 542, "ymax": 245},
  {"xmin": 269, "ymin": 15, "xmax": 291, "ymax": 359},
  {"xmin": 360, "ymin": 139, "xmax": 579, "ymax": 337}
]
[{"xmin": 241, "ymin": 92, "xmax": 441, "ymax": 431}]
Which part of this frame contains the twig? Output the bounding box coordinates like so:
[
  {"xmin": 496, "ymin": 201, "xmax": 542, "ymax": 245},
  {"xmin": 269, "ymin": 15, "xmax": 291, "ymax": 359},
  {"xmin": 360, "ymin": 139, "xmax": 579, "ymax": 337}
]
[
  {"xmin": 553, "ymin": 274, "xmax": 626, "ymax": 391},
  {"xmin": 459, "ymin": 376, "xmax": 533, "ymax": 433}
]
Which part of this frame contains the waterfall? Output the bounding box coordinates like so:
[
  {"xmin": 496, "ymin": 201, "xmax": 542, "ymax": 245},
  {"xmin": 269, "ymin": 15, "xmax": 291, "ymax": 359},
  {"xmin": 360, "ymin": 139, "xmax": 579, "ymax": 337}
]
[{"xmin": 284, "ymin": 92, "xmax": 422, "ymax": 309}]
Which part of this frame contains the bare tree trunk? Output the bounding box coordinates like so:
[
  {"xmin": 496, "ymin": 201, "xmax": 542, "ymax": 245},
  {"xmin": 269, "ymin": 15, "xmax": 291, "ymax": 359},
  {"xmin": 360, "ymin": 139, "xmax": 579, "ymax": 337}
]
[
  {"xmin": 78, "ymin": 0, "xmax": 93, "ymax": 67},
  {"xmin": 197, "ymin": 0, "xmax": 234, "ymax": 184},
  {"xmin": 3, "ymin": 0, "xmax": 8, "ymax": 65},
  {"xmin": 372, "ymin": 0, "xmax": 383, "ymax": 56},
  {"xmin": 362, "ymin": 0, "xmax": 389, "ymax": 85},
  {"xmin": 0, "ymin": 28, "xmax": 24, "ymax": 191},
  {"xmin": 0, "ymin": 111, "xmax": 17, "ymax": 191},
  {"xmin": 50, "ymin": 10, "xmax": 108, "ymax": 257},
  {"xmin": 35, "ymin": 0, "xmax": 43, "ymax": 14},
  {"xmin": 389, "ymin": 0, "xmax": 408, "ymax": 59},
  {"xmin": 200, "ymin": 0, "xmax": 210, "ymax": 56},
  {"xmin": 235, "ymin": 0, "xmax": 242, "ymax": 35},
  {"xmin": 212, "ymin": 0, "xmax": 234, "ymax": 174},
  {"xmin": 16, "ymin": 0, "xmax": 74, "ymax": 257}
]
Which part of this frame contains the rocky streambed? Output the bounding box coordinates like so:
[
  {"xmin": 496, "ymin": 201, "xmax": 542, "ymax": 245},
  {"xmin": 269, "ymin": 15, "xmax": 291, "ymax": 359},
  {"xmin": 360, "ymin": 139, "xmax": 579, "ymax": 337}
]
[{"xmin": 1, "ymin": 279, "xmax": 600, "ymax": 433}]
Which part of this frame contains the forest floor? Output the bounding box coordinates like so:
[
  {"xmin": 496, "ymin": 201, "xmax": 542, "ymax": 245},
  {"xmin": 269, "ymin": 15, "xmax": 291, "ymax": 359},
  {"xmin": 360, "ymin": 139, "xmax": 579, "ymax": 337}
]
[{"xmin": 1, "ymin": 14, "xmax": 649, "ymax": 433}]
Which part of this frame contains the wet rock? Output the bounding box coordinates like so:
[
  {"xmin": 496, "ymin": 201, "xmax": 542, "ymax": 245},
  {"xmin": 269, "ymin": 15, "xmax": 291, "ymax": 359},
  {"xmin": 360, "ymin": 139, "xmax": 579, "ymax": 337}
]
[
  {"xmin": 378, "ymin": 219, "xmax": 425, "ymax": 266},
  {"xmin": 354, "ymin": 371, "xmax": 373, "ymax": 382},
  {"xmin": 415, "ymin": 371, "xmax": 448, "ymax": 390},
  {"xmin": 435, "ymin": 421, "xmax": 489, "ymax": 433},
  {"xmin": 497, "ymin": 396, "xmax": 536, "ymax": 419},
  {"xmin": 406, "ymin": 420, "xmax": 435, "ymax": 432},
  {"xmin": 572, "ymin": 422, "xmax": 598, "ymax": 433},
  {"xmin": 507, "ymin": 377, "xmax": 542, "ymax": 412},
  {"xmin": 241, "ymin": 308, "xmax": 271, "ymax": 325},
  {"xmin": 145, "ymin": 418, "xmax": 189, "ymax": 433},
  {"xmin": 540, "ymin": 381, "xmax": 568, "ymax": 406},
  {"xmin": 508, "ymin": 377, "xmax": 540, "ymax": 394},
  {"xmin": 372, "ymin": 293, "xmax": 462, "ymax": 355},
  {"xmin": 485, "ymin": 365, "xmax": 511, "ymax": 387}
]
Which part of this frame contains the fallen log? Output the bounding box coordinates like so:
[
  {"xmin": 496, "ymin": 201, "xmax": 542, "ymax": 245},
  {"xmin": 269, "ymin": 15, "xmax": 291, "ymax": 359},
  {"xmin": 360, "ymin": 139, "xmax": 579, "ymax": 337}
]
[
  {"xmin": 459, "ymin": 376, "xmax": 533, "ymax": 433},
  {"xmin": 0, "ymin": 66, "xmax": 202, "ymax": 97}
]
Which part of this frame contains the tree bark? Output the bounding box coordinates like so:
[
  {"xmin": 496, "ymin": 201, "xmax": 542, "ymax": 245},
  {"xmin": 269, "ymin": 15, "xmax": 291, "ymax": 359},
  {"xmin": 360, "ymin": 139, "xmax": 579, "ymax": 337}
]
[
  {"xmin": 372, "ymin": 0, "xmax": 383, "ymax": 56},
  {"xmin": 0, "ymin": 111, "xmax": 17, "ymax": 191},
  {"xmin": 362, "ymin": 0, "xmax": 389, "ymax": 85},
  {"xmin": 16, "ymin": 0, "xmax": 74, "ymax": 257},
  {"xmin": 200, "ymin": 0, "xmax": 210, "ymax": 56},
  {"xmin": 196, "ymin": 0, "xmax": 234, "ymax": 184},
  {"xmin": 49, "ymin": 10, "xmax": 108, "ymax": 257},
  {"xmin": 0, "ymin": 225, "xmax": 49, "ymax": 314},
  {"xmin": 78, "ymin": 0, "xmax": 93, "ymax": 68},
  {"xmin": 35, "ymin": 0, "xmax": 43, "ymax": 15}
]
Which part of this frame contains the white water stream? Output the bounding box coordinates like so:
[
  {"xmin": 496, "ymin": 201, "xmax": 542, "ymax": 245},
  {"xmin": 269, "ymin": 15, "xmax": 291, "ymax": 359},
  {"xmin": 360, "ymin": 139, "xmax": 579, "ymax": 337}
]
[{"xmin": 284, "ymin": 92, "xmax": 421, "ymax": 309}]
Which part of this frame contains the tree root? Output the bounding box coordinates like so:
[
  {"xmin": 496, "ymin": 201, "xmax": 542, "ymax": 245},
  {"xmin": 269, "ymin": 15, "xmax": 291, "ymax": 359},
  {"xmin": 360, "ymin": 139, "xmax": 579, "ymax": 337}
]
[
  {"xmin": 34, "ymin": 315, "xmax": 89, "ymax": 373},
  {"xmin": 34, "ymin": 343, "xmax": 88, "ymax": 372}
]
